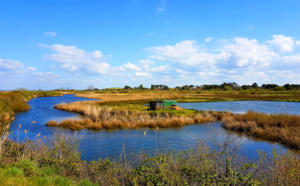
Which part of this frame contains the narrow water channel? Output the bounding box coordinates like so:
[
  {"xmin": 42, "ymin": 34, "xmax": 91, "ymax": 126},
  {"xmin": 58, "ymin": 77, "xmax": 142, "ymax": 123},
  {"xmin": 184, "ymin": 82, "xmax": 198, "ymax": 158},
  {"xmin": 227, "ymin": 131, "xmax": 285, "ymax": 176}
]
[{"xmin": 9, "ymin": 95, "xmax": 300, "ymax": 161}]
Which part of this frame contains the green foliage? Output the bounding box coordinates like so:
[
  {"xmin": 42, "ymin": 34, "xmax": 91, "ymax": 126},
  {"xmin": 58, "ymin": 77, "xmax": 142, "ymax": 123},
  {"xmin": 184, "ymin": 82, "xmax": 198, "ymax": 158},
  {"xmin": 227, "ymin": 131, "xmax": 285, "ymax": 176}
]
[
  {"xmin": 40, "ymin": 165, "xmax": 59, "ymax": 176},
  {"xmin": 79, "ymin": 179, "xmax": 98, "ymax": 186},
  {"xmin": 5, "ymin": 166, "xmax": 25, "ymax": 177},
  {"xmin": 54, "ymin": 176, "xmax": 72, "ymax": 186},
  {"xmin": 223, "ymin": 85, "xmax": 233, "ymax": 91},
  {"xmin": 17, "ymin": 159, "xmax": 38, "ymax": 176}
]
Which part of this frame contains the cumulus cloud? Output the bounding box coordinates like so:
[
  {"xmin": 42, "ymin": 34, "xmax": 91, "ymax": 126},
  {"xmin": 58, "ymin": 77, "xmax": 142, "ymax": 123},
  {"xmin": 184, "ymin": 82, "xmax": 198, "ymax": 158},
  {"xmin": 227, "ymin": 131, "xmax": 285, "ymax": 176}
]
[
  {"xmin": 145, "ymin": 34, "xmax": 300, "ymax": 85},
  {"xmin": 148, "ymin": 38, "xmax": 280, "ymax": 68},
  {"xmin": 223, "ymin": 37, "xmax": 277, "ymax": 67},
  {"xmin": 148, "ymin": 40, "xmax": 228, "ymax": 67},
  {"xmin": 38, "ymin": 44, "xmax": 115, "ymax": 75},
  {"xmin": 0, "ymin": 59, "xmax": 25, "ymax": 72},
  {"xmin": 176, "ymin": 69, "xmax": 190, "ymax": 74},
  {"xmin": 205, "ymin": 37, "xmax": 213, "ymax": 42},
  {"xmin": 0, "ymin": 59, "xmax": 62, "ymax": 90},
  {"xmin": 26, "ymin": 67, "xmax": 36, "ymax": 71},
  {"xmin": 135, "ymin": 72, "xmax": 151, "ymax": 77},
  {"xmin": 150, "ymin": 65, "xmax": 170, "ymax": 73},
  {"xmin": 44, "ymin": 32, "xmax": 57, "ymax": 36},
  {"xmin": 32, "ymin": 72, "xmax": 59, "ymax": 77},
  {"xmin": 268, "ymin": 34, "xmax": 294, "ymax": 53},
  {"xmin": 122, "ymin": 63, "xmax": 142, "ymax": 71}
]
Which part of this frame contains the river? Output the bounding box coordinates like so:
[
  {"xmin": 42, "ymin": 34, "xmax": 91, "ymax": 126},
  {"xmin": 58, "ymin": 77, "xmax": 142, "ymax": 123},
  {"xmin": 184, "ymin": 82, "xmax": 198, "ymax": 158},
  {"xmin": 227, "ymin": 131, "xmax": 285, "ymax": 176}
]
[{"xmin": 9, "ymin": 95, "xmax": 300, "ymax": 161}]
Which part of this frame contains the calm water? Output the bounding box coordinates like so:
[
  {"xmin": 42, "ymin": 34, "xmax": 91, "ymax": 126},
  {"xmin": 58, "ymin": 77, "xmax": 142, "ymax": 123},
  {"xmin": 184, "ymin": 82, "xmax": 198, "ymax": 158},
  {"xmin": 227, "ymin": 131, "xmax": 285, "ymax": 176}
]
[
  {"xmin": 178, "ymin": 101, "xmax": 300, "ymax": 115},
  {"xmin": 9, "ymin": 96, "xmax": 300, "ymax": 161}
]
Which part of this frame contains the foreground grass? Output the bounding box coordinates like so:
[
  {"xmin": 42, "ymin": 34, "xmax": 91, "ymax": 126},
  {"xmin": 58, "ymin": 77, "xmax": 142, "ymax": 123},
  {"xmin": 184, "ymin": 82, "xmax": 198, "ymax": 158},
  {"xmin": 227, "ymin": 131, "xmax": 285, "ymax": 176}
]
[
  {"xmin": 222, "ymin": 111, "xmax": 300, "ymax": 150},
  {"xmin": 0, "ymin": 128, "xmax": 300, "ymax": 185}
]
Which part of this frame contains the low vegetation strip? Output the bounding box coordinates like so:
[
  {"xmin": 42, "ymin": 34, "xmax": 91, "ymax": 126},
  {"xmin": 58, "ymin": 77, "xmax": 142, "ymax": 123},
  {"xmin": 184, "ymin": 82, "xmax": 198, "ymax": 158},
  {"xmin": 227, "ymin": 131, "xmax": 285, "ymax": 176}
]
[
  {"xmin": 222, "ymin": 111, "xmax": 300, "ymax": 150},
  {"xmin": 1, "ymin": 128, "xmax": 300, "ymax": 185},
  {"xmin": 47, "ymin": 102, "xmax": 218, "ymax": 130}
]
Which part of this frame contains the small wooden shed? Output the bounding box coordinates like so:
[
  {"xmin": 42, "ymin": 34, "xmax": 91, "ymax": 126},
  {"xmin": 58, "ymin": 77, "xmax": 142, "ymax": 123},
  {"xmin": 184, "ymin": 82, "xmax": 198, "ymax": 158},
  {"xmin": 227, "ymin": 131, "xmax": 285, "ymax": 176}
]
[{"xmin": 149, "ymin": 100, "xmax": 177, "ymax": 110}]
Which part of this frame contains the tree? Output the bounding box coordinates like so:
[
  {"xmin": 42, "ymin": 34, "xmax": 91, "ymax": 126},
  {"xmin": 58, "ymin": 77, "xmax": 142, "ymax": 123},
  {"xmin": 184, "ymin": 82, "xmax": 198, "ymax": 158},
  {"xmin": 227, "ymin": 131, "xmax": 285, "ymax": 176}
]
[
  {"xmin": 87, "ymin": 85, "xmax": 95, "ymax": 90},
  {"xmin": 223, "ymin": 86, "xmax": 233, "ymax": 91},
  {"xmin": 124, "ymin": 85, "xmax": 131, "ymax": 89},
  {"xmin": 138, "ymin": 84, "xmax": 144, "ymax": 89},
  {"xmin": 251, "ymin": 83, "xmax": 259, "ymax": 89}
]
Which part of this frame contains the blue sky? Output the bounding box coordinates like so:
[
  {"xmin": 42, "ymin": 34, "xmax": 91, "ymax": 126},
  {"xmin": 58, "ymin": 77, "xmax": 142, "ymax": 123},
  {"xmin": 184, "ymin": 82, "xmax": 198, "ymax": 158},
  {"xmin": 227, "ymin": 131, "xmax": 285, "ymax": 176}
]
[{"xmin": 1, "ymin": 0, "xmax": 300, "ymax": 90}]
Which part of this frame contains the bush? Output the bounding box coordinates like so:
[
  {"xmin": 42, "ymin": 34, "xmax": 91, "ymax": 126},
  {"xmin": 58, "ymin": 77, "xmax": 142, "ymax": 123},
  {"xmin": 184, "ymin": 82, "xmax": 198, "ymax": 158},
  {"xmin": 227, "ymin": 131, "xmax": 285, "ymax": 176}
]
[
  {"xmin": 17, "ymin": 159, "xmax": 37, "ymax": 176},
  {"xmin": 5, "ymin": 166, "xmax": 24, "ymax": 177}
]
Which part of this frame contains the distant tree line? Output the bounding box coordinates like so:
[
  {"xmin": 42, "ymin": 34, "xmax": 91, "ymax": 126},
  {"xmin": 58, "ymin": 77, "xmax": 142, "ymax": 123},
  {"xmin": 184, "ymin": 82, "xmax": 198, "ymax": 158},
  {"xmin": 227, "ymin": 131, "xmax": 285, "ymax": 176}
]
[
  {"xmin": 58, "ymin": 83, "xmax": 300, "ymax": 91},
  {"xmin": 150, "ymin": 84, "xmax": 169, "ymax": 90},
  {"xmin": 175, "ymin": 83, "xmax": 300, "ymax": 91}
]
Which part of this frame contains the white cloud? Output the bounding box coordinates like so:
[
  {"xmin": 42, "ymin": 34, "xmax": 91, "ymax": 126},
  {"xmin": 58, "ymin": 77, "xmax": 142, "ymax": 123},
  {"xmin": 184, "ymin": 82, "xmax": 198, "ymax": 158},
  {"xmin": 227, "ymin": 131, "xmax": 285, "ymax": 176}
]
[
  {"xmin": 204, "ymin": 37, "xmax": 213, "ymax": 42},
  {"xmin": 150, "ymin": 65, "xmax": 170, "ymax": 73},
  {"xmin": 0, "ymin": 59, "xmax": 62, "ymax": 90},
  {"xmin": 198, "ymin": 72, "xmax": 206, "ymax": 77},
  {"xmin": 148, "ymin": 38, "xmax": 279, "ymax": 69},
  {"xmin": 148, "ymin": 40, "xmax": 228, "ymax": 67},
  {"xmin": 32, "ymin": 72, "xmax": 59, "ymax": 77},
  {"xmin": 268, "ymin": 34, "xmax": 294, "ymax": 53},
  {"xmin": 139, "ymin": 59, "xmax": 155, "ymax": 71},
  {"xmin": 224, "ymin": 37, "xmax": 277, "ymax": 67},
  {"xmin": 176, "ymin": 69, "xmax": 190, "ymax": 74},
  {"xmin": 296, "ymin": 40, "xmax": 300, "ymax": 46},
  {"xmin": 39, "ymin": 44, "xmax": 115, "ymax": 75},
  {"xmin": 135, "ymin": 72, "xmax": 151, "ymax": 77},
  {"xmin": 44, "ymin": 32, "xmax": 57, "ymax": 36},
  {"xmin": 0, "ymin": 59, "xmax": 25, "ymax": 72},
  {"xmin": 26, "ymin": 67, "xmax": 36, "ymax": 71},
  {"xmin": 122, "ymin": 63, "xmax": 142, "ymax": 71}
]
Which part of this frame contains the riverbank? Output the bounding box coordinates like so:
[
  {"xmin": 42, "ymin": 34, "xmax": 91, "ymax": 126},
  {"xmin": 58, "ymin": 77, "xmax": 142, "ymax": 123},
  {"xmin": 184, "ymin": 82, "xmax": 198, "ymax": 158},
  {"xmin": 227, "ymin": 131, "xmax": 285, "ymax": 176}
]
[{"xmin": 0, "ymin": 90, "xmax": 62, "ymax": 134}]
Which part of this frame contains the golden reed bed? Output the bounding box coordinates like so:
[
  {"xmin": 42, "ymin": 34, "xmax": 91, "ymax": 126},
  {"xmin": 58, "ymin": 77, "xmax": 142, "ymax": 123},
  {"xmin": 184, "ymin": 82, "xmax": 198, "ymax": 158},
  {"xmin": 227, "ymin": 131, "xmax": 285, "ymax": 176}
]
[
  {"xmin": 47, "ymin": 101, "xmax": 219, "ymax": 130},
  {"xmin": 222, "ymin": 111, "xmax": 300, "ymax": 150}
]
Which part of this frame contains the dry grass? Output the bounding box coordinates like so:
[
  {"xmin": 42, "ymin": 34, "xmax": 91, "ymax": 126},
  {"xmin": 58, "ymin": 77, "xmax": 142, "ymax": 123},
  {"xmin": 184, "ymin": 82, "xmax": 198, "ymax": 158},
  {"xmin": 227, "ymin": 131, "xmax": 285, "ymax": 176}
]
[
  {"xmin": 47, "ymin": 102, "xmax": 217, "ymax": 130},
  {"xmin": 222, "ymin": 111, "xmax": 300, "ymax": 150},
  {"xmin": 72, "ymin": 90, "xmax": 300, "ymax": 103}
]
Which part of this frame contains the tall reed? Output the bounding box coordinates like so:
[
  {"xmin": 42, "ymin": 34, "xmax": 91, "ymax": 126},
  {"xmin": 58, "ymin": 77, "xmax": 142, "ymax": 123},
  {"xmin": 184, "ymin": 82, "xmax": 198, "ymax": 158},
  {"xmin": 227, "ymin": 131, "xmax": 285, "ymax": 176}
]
[
  {"xmin": 222, "ymin": 111, "xmax": 300, "ymax": 150},
  {"xmin": 48, "ymin": 102, "xmax": 217, "ymax": 130}
]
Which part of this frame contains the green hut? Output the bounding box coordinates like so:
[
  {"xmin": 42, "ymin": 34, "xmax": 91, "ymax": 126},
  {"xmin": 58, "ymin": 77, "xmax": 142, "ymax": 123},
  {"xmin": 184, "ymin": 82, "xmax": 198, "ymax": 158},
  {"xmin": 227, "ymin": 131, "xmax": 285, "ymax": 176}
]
[{"xmin": 149, "ymin": 100, "xmax": 177, "ymax": 110}]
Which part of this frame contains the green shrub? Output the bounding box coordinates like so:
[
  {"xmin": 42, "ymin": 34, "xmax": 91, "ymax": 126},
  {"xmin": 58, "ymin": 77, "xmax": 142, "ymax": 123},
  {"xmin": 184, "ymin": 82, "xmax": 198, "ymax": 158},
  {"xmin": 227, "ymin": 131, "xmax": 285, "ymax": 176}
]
[
  {"xmin": 79, "ymin": 179, "xmax": 98, "ymax": 186},
  {"xmin": 40, "ymin": 166, "xmax": 59, "ymax": 176},
  {"xmin": 17, "ymin": 159, "xmax": 37, "ymax": 176},
  {"xmin": 5, "ymin": 166, "xmax": 24, "ymax": 177},
  {"xmin": 54, "ymin": 176, "xmax": 72, "ymax": 186},
  {"xmin": 36, "ymin": 176, "xmax": 51, "ymax": 186}
]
